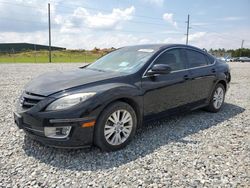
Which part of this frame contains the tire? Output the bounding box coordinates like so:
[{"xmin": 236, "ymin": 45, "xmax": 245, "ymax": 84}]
[
  {"xmin": 94, "ymin": 101, "xmax": 137, "ymax": 151},
  {"xmin": 205, "ymin": 83, "xmax": 225, "ymax": 113}
]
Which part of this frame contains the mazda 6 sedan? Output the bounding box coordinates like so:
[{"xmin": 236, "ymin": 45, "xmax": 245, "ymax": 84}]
[{"xmin": 14, "ymin": 44, "xmax": 231, "ymax": 151}]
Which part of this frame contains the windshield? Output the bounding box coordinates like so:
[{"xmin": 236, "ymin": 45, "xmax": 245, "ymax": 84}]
[{"xmin": 87, "ymin": 47, "xmax": 155, "ymax": 73}]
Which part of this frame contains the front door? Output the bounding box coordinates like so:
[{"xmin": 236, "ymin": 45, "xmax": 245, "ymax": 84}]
[{"xmin": 142, "ymin": 48, "xmax": 192, "ymax": 119}]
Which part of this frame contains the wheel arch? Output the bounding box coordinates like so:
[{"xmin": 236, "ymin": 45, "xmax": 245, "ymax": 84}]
[
  {"xmin": 118, "ymin": 97, "xmax": 142, "ymax": 127},
  {"xmin": 217, "ymin": 79, "xmax": 227, "ymax": 91},
  {"xmin": 97, "ymin": 97, "xmax": 143, "ymax": 129},
  {"xmin": 206, "ymin": 79, "xmax": 227, "ymax": 105}
]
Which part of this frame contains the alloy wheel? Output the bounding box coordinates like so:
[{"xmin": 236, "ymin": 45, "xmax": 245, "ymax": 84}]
[
  {"xmin": 104, "ymin": 109, "xmax": 133, "ymax": 146},
  {"xmin": 213, "ymin": 87, "xmax": 224, "ymax": 109}
]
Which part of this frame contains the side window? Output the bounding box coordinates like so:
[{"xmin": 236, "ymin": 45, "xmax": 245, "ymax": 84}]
[
  {"xmin": 186, "ymin": 49, "xmax": 208, "ymax": 68},
  {"xmin": 206, "ymin": 55, "xmax": 215, "ymax": 64},
  {"xmin": 154, "ymin": 49, "xmax": 185, "ymax": 71}
]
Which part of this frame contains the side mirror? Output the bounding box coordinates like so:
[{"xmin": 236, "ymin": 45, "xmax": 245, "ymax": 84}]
[{"xmin": 146, "ymin": 64, "xmax": 172, "ymax": 76}]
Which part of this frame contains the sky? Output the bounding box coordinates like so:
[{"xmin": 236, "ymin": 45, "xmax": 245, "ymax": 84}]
[{"xmin": 0, "ymin": 0, "xmax": 249, "ymax": 50}]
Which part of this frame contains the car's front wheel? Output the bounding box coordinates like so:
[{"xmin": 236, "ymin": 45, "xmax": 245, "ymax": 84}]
[
  {"xmin": 94, "ymin": 101, "xmax": 137, "ymax": 151},
  {"xmin": 205, "ymin": 83, "xmax": 225, "ymax": 113}
]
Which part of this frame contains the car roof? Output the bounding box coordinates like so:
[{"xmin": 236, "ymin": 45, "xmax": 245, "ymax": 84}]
[{"xmin": 123, "ymin": 44, "xmax": 203, "ymax": 52}]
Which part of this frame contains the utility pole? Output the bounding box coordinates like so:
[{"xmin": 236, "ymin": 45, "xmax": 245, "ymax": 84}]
[
  {"xmin": 48, "ymin": 3, "xmax": 52, "ymax": 63},
  {"xmin": 34, "ymin": 44, "xmax": 37, "ymax": 63},
  {"xmin": 185, "ymin": 14, "xmax": 190, "ymax": 45},
  {"xmin": 240, "ymin": 39, "xmax": 244, "ymax": 57},
  {"xmin": 241, "ymin": 40, "xmax": 244, "ymax": 49}
]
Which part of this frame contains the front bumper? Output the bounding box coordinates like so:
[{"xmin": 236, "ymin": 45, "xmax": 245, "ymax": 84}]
[{"xmin": 14, "ymin": 111, "xmax": 96, "ymax": 148}]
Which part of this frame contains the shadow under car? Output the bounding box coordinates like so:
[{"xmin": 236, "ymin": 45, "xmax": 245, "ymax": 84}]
[{"xmin": 22, "ymin": 102, "xmax": 245, "ymax": 171}]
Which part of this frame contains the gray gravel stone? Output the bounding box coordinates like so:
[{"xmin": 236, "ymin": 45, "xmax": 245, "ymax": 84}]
[{"xmin": 0, "ymin": 62, "xmax": 249, "ymax": 187}]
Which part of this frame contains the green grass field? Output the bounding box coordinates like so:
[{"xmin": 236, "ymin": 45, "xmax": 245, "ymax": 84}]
[{"xmin": 0, "ymin": 50, "xmax": 105, "ymax": 63}]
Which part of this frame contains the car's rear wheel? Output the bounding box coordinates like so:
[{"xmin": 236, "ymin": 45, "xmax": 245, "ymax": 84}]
[
  {"xmin": 205, "ymin": 83, "xmax": 225, "ymax": 113},
  {"xmin": 94, "ymin": 101, "xmax": 137, "ymax": 151}
]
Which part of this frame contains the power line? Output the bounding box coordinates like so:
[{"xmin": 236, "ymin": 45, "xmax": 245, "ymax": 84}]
[
  {"xmin": 0, "ymin": 1, "xmax": 44, "ymax": 10},
  {"xmin": 0, "ymin": 0, "xmax": 180, "ymax": 23},
  {"xmin": 191, "ymin": 24, "xmax": 245, "ymax": 42},
  {"xmin": 0, "ymin": 15, "xmax": 184, "ymax": 30},
  {"xmin": 4, "ymin": 0, "xmax": 246, "ymax": 48},
  {"xmin": 0, "ymin": 16, "xmax": 167, "ymax": 34},
  {"xmin": 53, "ymin": 3, "xmax": 168, "ymax": 22},
  {"xmin": 73, "ymin": 27, "xmax": 160, "ymax": 34},
  {"xmin": 0, "ymin": 11, "xmax": 184, "ymax": 34},
  {"xmin": 56, "ymin": 15, "xmax": 181, "ymax": 28},
  {"xmin": 51, "ymin": 4, "xmax": 185, "ymax": 26},
  {"xmin": 0, "ymin": 13, "xmax": 185, "ymax": 33},
  {"xmin": 0, "ymin": 0, "xmax": 187, "ymax": 30},
  {"xmin": 0, "ymin": 16, "xmax": 46, "ymax": 25},
  {"xmin": 184, "ymin": 24, "xmax": 250, "ymax": 49},
  {"xmin": 0, "ymin": 13, "xmax": 185, "ymax": 30}
]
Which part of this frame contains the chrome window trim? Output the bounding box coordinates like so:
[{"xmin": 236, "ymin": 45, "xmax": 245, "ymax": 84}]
[{"xmin": 142, "ymin": 46, "xmax": 216, "ymax": 78}]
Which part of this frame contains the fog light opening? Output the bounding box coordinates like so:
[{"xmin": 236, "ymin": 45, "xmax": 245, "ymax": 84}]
[{"xmin": 44, "ymin": 126, "xmax": 72, "ymax": 139}]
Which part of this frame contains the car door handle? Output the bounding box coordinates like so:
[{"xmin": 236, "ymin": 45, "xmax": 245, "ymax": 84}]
[
  {"xmin": 211, "ymin": 68, "xmax": 216, "ymax": 73},
  {"xmin": 183, "ymin": 75, "xmax": 190, "ymax": 80}
]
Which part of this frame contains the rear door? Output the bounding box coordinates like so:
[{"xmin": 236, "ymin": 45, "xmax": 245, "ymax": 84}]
[{"xmin": 185, "ymin": 49, "xmax": 216, "ymax": 105}]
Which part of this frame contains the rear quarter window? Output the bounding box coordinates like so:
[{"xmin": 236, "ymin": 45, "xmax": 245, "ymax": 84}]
[
  {"xmin": 186, "ymin": 49, "xmax": 208, "ymax": 68},
  {"xmin": 206, "ymin": 55, "xmax": 215, "ymax": 64}
]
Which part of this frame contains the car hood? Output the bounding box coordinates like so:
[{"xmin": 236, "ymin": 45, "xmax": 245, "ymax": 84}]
[{"xmin": 25, "ymin": 68, "xmax": 122, "ymax": 96}]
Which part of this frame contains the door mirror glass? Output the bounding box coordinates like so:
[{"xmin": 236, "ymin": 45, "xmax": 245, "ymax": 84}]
[{"xmin": 146, "ymin": 64, "xmax": 172, "ymax": 76}]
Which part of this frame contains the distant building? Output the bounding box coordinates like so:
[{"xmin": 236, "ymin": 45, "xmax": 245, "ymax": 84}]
[{"xmin": 0, "ymin": 43, "xmax": 66, "ymax": 52}]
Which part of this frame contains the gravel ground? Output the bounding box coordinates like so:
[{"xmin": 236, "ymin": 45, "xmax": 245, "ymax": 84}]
[{"xmin": 0, "ymin": 62, "xmax": 249, "ymax": 187}]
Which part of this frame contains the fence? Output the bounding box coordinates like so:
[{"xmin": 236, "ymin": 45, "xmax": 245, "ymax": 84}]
[{"xmin": 0, "ymin": 49, "xmax": 106, "ymax": 63}]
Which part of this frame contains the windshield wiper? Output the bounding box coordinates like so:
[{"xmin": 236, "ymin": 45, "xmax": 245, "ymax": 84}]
[
  {"xmin": 79, "ymin": 64, "xmax": 89, "ymax": 69},
  {"xmin": 87, "ymin": 68, "xmax": 106, "ymax": 72}
]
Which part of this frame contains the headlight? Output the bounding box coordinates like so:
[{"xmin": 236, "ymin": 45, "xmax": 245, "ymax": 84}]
[{"xmin": 46, "ymin": 92, "xmax": 96, "ymax": 111}]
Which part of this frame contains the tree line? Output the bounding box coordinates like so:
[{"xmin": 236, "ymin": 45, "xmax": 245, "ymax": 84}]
[{"xmin": 208, "ymin": 48, "xmax": 250, "ymax": 57}]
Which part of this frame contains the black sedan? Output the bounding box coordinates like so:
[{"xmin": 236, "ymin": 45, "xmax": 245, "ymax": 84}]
[{"xmin": 14, "ymin": 44, "xmax": 231, "ymax": 151}]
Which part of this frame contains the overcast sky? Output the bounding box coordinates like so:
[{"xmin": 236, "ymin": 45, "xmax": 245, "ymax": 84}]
[{"xmin": 0, "ymin": 0, "xmax": 249, "ymax": 49}]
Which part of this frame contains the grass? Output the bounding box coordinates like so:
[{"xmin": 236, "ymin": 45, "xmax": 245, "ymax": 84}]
[{"xmin": 0, "ymin": 50, "xmax": 106, "ymax": 63}]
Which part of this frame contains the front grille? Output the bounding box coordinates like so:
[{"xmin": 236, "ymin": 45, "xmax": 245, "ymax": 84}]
[{"xmin": 21, "ymin": 92, "xmax": 45, "ymax": 109}]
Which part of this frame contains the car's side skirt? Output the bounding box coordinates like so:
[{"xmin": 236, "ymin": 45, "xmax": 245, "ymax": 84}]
[{"xmin": 143, "ymin": 99, "xmax": 207, "ymax": 123}]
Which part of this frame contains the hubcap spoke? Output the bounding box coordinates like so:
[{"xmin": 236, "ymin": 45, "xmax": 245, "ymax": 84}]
[
  {"xmin": 123, "ymin": 117, "xmax": 132, "ymax": 124},
  {"xmin": 116, "ymin": 133, "xmax": 122, "ymax": 144},
  {"xmin": 214, "ymin": 92, "xmax": 218, "ymax": 98},
  {"xmin": 108, "ymin": 115, "xmax": 116, "ymax": 124},
  {"xmin": 116, "ymin": 110, "xmax": 120, "ymax": 122},
  {"xmin": 215, "ymin": 100, "xmax": 219, "ymax": 108},
  {"xmin": 105, "ymin": 129, "xmax": 115, "ymax": 139},
  {"xmin": 110, "ymin": 134, "xmax": 117, "ymax": 145},
  {"xmin": 105, "ymin": 124, "xmax": 114, "ymax": 129},
  {"xmin": 111, "ymin": 112, "xmax": 119, "ymax": 123},
  {"xmin": 122, "ymin": 128, "xmax": 130, "ymax": 135}
]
